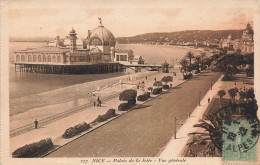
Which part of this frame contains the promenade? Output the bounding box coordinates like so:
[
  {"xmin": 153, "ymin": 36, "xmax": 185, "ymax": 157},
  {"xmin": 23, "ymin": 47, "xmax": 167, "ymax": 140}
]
[
  {"xmin": 46, "ymin": 70, "xmax": 221, "ymax": 157},
  {"xmin": 10, "ymin": 67, "xmax": 184, "ymax": 153}
]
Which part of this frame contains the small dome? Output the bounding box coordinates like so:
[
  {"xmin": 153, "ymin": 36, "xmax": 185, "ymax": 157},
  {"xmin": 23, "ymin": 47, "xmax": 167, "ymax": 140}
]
[{"xmin": 89, "ymin": 25, "xmax": 115, "ymax": 44}]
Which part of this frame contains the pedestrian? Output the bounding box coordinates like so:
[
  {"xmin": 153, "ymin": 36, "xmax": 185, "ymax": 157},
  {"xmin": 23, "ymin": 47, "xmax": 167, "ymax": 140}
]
[
  {"xmin": 94, "ymin": 101, "xmax": 96, "ymax": 107},
  {"xmin": 34, "ymin": 119, "xmax": 38, "ymax": 129},
  {"xmin": 208, "ymin": 97, "xmax": 210, "ymax": 103},
  {"xmin": 235, "ymin": 81, "xmax": 236, "ymax": 86},
  {"xmin": 170, "ymin": 84, "xmax": 172, "ymax": 88},
  {"xmin": 145, "ymin": 76, "xmax": 147, "ymax": 80},
  {"xmin": 154, "ymin": 78, "xmax": 156, "ymax": 81}
]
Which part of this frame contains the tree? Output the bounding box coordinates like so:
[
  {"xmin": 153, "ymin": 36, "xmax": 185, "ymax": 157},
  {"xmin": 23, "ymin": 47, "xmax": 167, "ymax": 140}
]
[
  {"xmin": 186, "ymin": 51, "xmax": 195, "ymax": 66},
  {"xmin": 179, "ymin": 58, "xmax": 189, "ymax": 75},
  {"xmin": 246, "ymin": 88, "xmax": 255, "ymax": 101},
  {"xmin": 153, "ymin": 81, "xmax": 163, "ymax": 87},
  {"xmin": 200, "ymin": 52, "xmax": 207, "ymax": 68},
  {"xmin": 161, "ymin": 76, "xmax": 173, "ymax": 84},
  {"xmin": 188, "ymin": 113, "xmax": 223, "ymax": 155},
  {"xmin": 194, "ymin": 55, "xmax": 202, "ymax": 71},
  {"xmin": 217, "ymin": 90, "xmax": 226, "ymax": 108},
  {"xmin": 228, "ymin": 88, "xmax": 238, "ymax": 105},
  {"xmin": 119, "ymin": 89, "xmax": 137, "ymax": 104},
  {"xmin": 238, "ymin": 91, "xmax": 246, "ymax": 104}
]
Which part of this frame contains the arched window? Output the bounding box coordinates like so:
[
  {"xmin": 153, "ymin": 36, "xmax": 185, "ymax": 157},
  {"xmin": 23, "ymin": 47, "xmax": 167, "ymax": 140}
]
[
  {"xmin": 28, "ymin": 55, "xmax": 32, "ymax": 62},
  {"xmin": 16, "ymin": 55, "xmax": 20, "ymax": 62},
  {"xmin": 21, "ymin": 55, "xmax": 25, "ymax": 62},
  {"xmin": 38, "ymin": 55, "xmax": 41, "ymax": 62},
  {"xmin": 33, "ymin": 55, "xmax": 37, "ymax": 62},
  {"xmin": 47, "ymin": 55, "xmax": 51, "ymax": 62},
  {"xmin": 43, "ymin": 55, "xmax": 46, "ymax": 62},
  {"xmin": 103, "ymin": 41, "xmax": 109, "ymax": 46},
  {"xmin": 52, "ymin": 55, "xmax": 56, "ymax": 63},
  {"xmin": 57, "ymin": 56, "xmax": 61, "ymax": 63}
]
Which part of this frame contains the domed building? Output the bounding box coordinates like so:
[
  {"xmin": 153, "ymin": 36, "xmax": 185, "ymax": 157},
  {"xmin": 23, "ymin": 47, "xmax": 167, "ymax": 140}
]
[
  {"xmin": 219, "ymin": 23, "xmax": 254, "ymax": 54},
  {"xmin": 86, "ymin": 18, "xmax": 116, "ymax": 62},
  {"xmin": 13, "ymin": 18, "xmax": 125, "ymax": 74}
]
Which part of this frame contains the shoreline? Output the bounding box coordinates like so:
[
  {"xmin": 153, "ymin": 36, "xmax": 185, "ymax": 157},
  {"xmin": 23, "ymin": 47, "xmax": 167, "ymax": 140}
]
[{"xmin": 10, "ymin": 70, "xmax": 160, "ymax": 116}]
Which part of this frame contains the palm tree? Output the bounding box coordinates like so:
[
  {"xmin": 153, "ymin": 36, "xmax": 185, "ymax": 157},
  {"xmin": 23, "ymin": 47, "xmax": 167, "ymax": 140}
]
[
  {"xmin": 217, "ymin": 90, "xmax": 226, "ymax": 108},
  {"xmin": 188, "ymin": 113, "xmax": 223, "ymax": 155},
  {"xmin": 194, "ymin": 55, "xmax": 202, "ymax": 71},
  {"xmin": 228, "ymin": 88, "xmax": 238, "ymax": 105},
  {"xmin": 186, "ymin": 51, "xmax": 195, "ymax": 66},
  {"xmin": 179, "ymin": 58, "xmax": 189, "ymax": 75},
  {"xmin": 239, "ymin": 91, "xmax": 246, "ymax": 104},
  {"xmin": 200, "ymin": 52, "xmax": 207, "ymax": 68}
]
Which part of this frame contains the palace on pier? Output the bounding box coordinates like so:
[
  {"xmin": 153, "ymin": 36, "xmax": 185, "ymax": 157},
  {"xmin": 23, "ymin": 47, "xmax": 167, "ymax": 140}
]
[{"xmin": 13, "ymin": 18, "xmax": 143, "ymax": 74}]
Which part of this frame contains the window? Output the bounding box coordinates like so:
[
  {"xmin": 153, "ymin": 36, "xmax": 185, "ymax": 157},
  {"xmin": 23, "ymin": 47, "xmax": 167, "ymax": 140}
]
[
  {"xmin": 90, "ymin": 37, "xmax": 102, "ymax": 46},
  {"xmin": 104, "ymin": 41, "xmax": 109, "ymax": 46},
  {"xmin": 52, "ymin": 55, "xmax": 56, "ymax": 63},
  {"xmin": 120, "ymin": 55, "xmax": 127, "ymax": 61},
  {"xmin": 21, "ymin": 55, "xmax": 25, "ymax": 62},
  {"xmin": 38, "ymin": 55, "xmax": 41, "ymax": 62},
  {"xmin": 116, "ymin": 55, "xmax": 120, "ymax": 61},
  {"xmin": 16, "ymin": 55, "xmax": 20, "ymax": 62},
  {"xmin": 57, "ymin": 56, "xmax": 61, "ymax": 63},
  {"xmin": 43, "ymin": 55, "xmax": 46, "ymax": 62},
  {"xmin": 33, "ymin": 55, "xmax": 37, "ymax": 62},
  {"xmin": 28, "ymin": 55, "xmax": 32, "ymax": 62},
  {"xmin": 47, "ymin": 55, "xmax": 51, "ymax": 62}
]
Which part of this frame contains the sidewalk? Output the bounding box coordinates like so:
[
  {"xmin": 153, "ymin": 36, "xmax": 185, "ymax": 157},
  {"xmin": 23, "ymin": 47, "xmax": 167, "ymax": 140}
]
[
  {"xmin": 10, "ymin": 67, "xmax": 184, "ymax": 153},
  {"xmin": 159, "ymin": 74, "xmax": 224, "ymax": 160}
]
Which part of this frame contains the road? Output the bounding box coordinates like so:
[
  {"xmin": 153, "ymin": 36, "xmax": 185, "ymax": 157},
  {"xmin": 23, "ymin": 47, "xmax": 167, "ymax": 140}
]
[{"xmin": 46, "ymin": 71, "xmax": 221, "ymax": 157}]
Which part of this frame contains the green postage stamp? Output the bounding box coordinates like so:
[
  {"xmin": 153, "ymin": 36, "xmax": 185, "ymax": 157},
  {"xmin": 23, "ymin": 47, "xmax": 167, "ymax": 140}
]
[{"xmin": 223, "ymin": 119, "xmax": 259, "ymax": 162}]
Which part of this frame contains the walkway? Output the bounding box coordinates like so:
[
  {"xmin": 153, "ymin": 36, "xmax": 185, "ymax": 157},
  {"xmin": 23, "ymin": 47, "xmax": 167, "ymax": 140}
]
[
  {"xmin": 10, "ymin": 68, "xmax": 184, "ymax": 153},
  {"xmin": 46, "ymin": 71, "xmax": 221, "ymax": 157}
]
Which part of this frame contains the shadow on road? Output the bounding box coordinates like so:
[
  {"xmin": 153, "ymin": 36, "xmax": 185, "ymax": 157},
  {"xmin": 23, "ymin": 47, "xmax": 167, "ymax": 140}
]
[{"xmin": 134, "ymin": 104, "xmax": 151, "ymax": 110}]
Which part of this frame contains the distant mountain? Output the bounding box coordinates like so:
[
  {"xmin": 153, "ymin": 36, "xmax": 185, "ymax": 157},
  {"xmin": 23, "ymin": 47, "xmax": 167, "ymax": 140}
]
[
  {"xmin": 116, "ymin": 30, "xmax": 244, "ymax": 44},
  {"xmin": 9, "ymin": 37, "xmax": 54, "ymax": 42}
]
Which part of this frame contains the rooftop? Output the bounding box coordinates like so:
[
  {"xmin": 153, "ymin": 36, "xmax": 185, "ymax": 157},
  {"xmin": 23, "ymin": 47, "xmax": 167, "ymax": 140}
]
[{"xmin": 14, "ymin": 46, "xmax": 70, "ymax": 53}]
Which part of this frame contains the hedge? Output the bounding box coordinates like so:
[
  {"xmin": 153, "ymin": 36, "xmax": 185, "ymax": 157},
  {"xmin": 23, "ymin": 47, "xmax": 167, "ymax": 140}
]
[
  {"xmin": 184, "ymin": 73, "xmax": 193, "ymax": 80},
  {"xmin": 137, "ymin": 92, "xmax": 151, "ymax": 101},
  {"xmin": 152, "ymin": 88, "xmax": 162, "ymax": 95},
  {"xmin": 91, "ymin": 109, "xmax": 117, "ymax": 123},
  {"xmin": 12, "ymin": 138, "xmax": 53, "ymax": 158},
  {"xmin": 62, "ymin": 122, "xmax": 90, "ymax": 139},
  {"xmin": 118, "ymin": 102, "xmax": 132, "ymax": 111},
  {"xmin": 162, "ymin": 85, "xmax": 169, "ymax": 89}
]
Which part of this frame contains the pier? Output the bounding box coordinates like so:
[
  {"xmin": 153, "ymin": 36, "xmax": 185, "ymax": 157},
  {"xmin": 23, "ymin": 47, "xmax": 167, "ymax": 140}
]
[
  {"xmin": 13, "ymin": 63, "xmax": 123, "ymax": 74},
  {"xmin": 13, "ymin": 62, "xmax": 163, "ymax": 74}
]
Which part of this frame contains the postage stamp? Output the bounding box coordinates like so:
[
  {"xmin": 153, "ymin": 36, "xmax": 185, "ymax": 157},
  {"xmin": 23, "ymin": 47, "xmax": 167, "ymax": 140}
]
[{"xmin": 223, "ymin": 119, "xmax": 259, "ymax": 162}]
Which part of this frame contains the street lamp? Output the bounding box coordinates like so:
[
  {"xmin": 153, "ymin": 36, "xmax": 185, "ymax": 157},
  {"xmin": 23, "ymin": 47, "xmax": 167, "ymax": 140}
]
[
  {"xmin": 211, "ymin": 79, "xmax": 213, "ymax": 90},
  {"xmin": 174, "ymin": 116, "xmax": 177, "ymax": 139},
  {"xmin": 199, "ymin": 91, "xmax": 201, "ymax": 106}
]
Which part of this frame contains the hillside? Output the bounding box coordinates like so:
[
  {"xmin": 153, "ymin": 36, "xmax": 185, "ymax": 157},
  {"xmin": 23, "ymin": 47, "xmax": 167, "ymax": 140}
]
[{"xmin": 116, "ymin": 30, "xmax": 243, "ymax": 44}]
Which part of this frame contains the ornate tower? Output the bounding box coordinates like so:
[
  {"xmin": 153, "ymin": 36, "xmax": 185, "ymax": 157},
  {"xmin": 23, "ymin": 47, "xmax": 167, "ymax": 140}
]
[
  {"xmin": 110, "ymin": 47, "xmax": 115, "ymax": 62},
  {"xmin": 69, "ymin": 27, "xmax": 77, "ymax": 52}
]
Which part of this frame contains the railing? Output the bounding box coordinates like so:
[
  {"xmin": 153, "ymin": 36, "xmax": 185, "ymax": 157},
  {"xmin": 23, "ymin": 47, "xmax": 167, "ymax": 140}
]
[
  {"xmin": 10, "ymin": 92, "xmax": 120, "ymax": 137},
  {"xmin": 10, "ymin": 71, "xmax": 156, "ymax": 137}
]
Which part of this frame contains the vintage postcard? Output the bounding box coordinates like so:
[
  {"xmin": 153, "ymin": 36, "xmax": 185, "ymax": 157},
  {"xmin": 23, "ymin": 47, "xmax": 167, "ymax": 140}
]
[{"xmin": 1, "ymin": 0, "xmax": 260, "ymax": 164}]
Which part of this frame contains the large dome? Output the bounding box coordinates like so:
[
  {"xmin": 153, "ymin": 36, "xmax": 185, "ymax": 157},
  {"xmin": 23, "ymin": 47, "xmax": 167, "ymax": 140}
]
[{"xmin": 89, "ymin": 25, "xmax": 115, "ymax": 44}]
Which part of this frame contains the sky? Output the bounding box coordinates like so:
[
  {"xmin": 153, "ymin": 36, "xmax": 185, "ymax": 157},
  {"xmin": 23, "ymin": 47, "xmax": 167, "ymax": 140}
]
[{"xmin": 7, "ymin": 0, "xmax": 254, "ymax": 38}]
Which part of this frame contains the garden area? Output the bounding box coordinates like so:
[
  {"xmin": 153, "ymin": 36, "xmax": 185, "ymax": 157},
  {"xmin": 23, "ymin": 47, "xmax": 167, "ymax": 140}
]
[{"xmin": 184, "ymin": 49, "xmax": 256, "ymax": 157}]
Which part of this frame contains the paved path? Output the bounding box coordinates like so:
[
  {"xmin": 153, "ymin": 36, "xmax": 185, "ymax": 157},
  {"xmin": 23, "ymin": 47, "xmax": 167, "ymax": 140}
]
[
  {"xmin": 160, "ymin": 74, "xmax": 223, "ymax": 157},
  {"xmin": 46, "ymin": 71, "xmax": 221, "ymax": 157},
  {"xmin": 10, "ymin": 68, "xmax": 183, "ymax": 153}
]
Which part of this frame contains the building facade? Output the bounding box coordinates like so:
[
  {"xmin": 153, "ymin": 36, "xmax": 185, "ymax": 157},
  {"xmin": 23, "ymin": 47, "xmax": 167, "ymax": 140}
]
[
  {"xmin": 13, "ymin": 19, "xmax": 123, "ymax": 74},
  {"xmin": 219, "ymin": 23, "xmax": 254, "ymax": 54}
]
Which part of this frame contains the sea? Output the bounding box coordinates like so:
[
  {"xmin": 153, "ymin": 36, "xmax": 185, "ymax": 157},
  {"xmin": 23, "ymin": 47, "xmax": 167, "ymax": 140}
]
[{"xmin": 9, "ymin": 42, "xmax": 204, "ymax": 99}]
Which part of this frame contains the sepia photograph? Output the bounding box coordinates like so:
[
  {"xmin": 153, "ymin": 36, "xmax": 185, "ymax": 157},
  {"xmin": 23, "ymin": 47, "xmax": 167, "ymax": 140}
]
[{"xmin": 1, "ymin": 0, "xmax": 260, "ymax": 164}]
